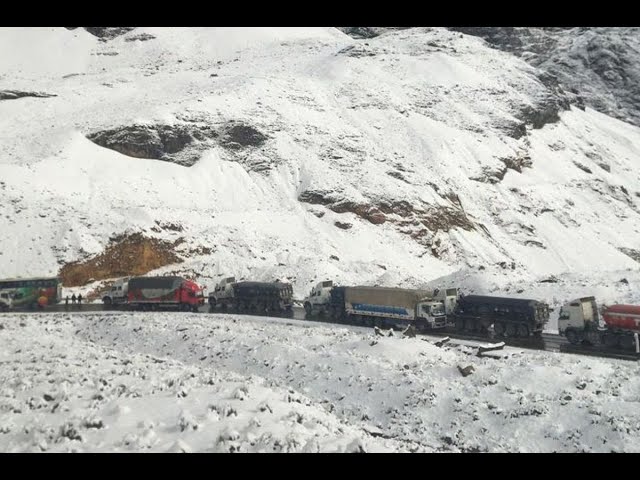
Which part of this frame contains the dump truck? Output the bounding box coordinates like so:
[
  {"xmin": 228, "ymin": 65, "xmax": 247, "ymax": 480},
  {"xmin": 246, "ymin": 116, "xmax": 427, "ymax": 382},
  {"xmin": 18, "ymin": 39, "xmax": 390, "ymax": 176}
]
[
  {"xmin": 126, "ymin": 276, "xmax": 205, "ymax": 312},
  {"xmin": 304, "ymin": 282, "xmax": 455, "ymax": 330},
  {"xmin": 450, "ymin": 295, "xmax": 549, "ymax": 337},
  {"xmin": 559, "ymin": 297, "xmax": 640, "ymax": 350},
  {"xmin": 208, "ymin": 277, "xmax": 293, "ymax": 313}
]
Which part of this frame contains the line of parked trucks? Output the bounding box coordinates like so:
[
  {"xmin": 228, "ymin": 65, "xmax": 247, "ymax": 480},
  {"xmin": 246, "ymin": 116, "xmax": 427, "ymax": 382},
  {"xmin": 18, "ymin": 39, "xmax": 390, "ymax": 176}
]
[
  {"xmin": 2, "ymin": 273, "xmax": 638, "ymax": 352},
  {"xmin": 303, "ymin": 281, "xmax": 640, "ymax": 350},
  {"xmin": 101, "ymin": 275, "xmax": 293, "ymax": 314},
  {"xmin": 302, "ymin": 281, "xmax": 549, "ymax": 337}
]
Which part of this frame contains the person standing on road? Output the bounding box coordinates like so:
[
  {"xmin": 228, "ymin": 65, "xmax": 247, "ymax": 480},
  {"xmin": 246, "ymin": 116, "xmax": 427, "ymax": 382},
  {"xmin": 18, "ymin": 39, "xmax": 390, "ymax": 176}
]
[
  {"xmin": 71, "ymin": 294, "xmax": 76, "ymax": 304},
  {"xmin": 77, "ymin": 294, "xmax": 82, "ymax": 305}
]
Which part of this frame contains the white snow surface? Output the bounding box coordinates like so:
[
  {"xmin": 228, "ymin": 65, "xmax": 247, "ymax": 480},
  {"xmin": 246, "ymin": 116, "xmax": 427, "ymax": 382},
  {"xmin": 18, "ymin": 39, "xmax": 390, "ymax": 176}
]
[
  {"xmin": 1, "ymin": 311, "xmax": 639, "ymax": 452},
  {"xmin": 1, "ymin": 27, "xmax": 639, "ymax": 309}
]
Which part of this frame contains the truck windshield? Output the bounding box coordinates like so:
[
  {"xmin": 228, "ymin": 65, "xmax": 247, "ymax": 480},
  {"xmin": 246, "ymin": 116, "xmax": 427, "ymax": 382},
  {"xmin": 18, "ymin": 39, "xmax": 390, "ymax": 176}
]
[{"xmin": 431, "ymin": 305, "xmax": 445, "ymax": 316}]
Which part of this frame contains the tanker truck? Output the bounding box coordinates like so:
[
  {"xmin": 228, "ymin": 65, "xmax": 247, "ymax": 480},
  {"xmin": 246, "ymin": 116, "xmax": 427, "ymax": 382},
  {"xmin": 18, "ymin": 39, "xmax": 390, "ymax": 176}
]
[
  {"xmin": 558, "ymin": 297, "xmax": 640, "ymax": 350},
  {"xmin": 208, "ymin": 277, "xmax": 293, "ymax": 313},
  {"xmin": 303, "ymin": 281, "xmax": 457, "ymax": 331}
]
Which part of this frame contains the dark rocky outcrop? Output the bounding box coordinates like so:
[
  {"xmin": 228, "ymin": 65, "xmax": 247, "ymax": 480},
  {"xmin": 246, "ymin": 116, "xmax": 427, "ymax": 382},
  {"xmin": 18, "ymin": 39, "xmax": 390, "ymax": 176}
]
[
  {"xmin": 299, "ymin": 190, "xmax": 474, "ymax": 251},
  {"xmin": 619, "ymin": 247, "xmax": 640, "ymax": 263},
  {"xmin": 87, "ymin": 120, "xmax": 270, "ymax": 169},
  {"xmin": 65, "ymin": 27, "xmax": 136, "ymax": 39},
  {"xmin": 0, "ymin": 90, "xmax": 56, "ymax": 101},
  {"xmin": 86, "ymin": 123, "xmax": 218, "ymax": 167},
  {"xmin": 336, "ymin": 27, "xmax": 411, "ymax": 39},
  {"xmin": 125, "ymin": 33, "xmax": 156, "ymax": 42},
  {"xmin": 221, "ymin": 123, "xmax": 268, "ymax": 149}
]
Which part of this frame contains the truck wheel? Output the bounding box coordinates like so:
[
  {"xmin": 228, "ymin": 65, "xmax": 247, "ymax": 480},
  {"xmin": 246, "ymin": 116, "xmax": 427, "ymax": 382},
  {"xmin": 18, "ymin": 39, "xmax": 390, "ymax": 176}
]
[
  {"xmin": 565, "ymin": 329, "xmax": 580, "ymax": 345},
  {"xmin": 103, "ymin": 297, "xmax": 112, "ymax": 306},
  {"xmin": 506, "ymin": 323, "xmax": 517, "ymax": 337},
  {"xmin": 304, "ymin": 302, "xmax": 312, "ymax": 315},
  {"xmin": 494, "ymin": 322, "xmax": 506, "ymax": 336}
]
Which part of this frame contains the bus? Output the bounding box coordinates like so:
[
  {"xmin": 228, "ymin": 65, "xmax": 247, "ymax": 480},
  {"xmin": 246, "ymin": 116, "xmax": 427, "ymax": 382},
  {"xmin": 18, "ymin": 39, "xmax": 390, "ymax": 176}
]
[{"xmin": 0, "ymin": 277, "xmax": 62, "ymax": 308}]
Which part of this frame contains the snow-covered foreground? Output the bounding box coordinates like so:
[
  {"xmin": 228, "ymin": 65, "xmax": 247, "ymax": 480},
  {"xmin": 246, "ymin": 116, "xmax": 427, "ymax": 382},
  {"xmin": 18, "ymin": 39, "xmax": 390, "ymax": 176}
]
[{"xmin": 2, "ymin": 312, "xmax": 640, "ymax": 452}]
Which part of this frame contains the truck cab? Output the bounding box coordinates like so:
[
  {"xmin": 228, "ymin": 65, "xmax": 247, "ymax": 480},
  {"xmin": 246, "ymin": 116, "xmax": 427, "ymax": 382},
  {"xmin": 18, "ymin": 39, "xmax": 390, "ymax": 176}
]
[
  {"xmin": 558, "ymin": 296, "xmax": 600, "ymax": 344},
  {"xmin": 0, "ymin": 291, "xmax": 13, "ymax": 311},
  {"xmin": 209, "ymin": 276, "xmax": 236, "ymax": 306},
  {"xmin": 416, "ymin": 299, "xmax": 447, "ymax": 328},
  {"xmin": 558, "ymin": 296, "xmax": 599, "ymax": 332},
  {"xmin": 102, "ymin": 277, "xmax": 130, "ymax": 305},
  {"xmin": 429, "ymin": 288, "xmax": 459, "ymax": 315},
  {"xmin": 303, "ymin": 280, "xmax": 334, "ymax": 315}
]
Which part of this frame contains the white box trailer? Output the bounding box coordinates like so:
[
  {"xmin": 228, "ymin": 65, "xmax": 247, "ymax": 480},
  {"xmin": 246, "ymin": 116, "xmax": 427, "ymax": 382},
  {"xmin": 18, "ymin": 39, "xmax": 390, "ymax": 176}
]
[{"xmin": 343, "ymin": 286, "xmax": 448, "ymax": 329}]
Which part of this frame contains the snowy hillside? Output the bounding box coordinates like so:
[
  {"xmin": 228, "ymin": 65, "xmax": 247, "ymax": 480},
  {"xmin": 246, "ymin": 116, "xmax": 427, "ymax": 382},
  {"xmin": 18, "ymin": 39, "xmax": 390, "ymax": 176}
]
[
  {"xmin": 1, "ymin": 311, "xmax": 640, "ymax": 452},
  {"xmin": 451, "ymin": 27, "xmax": 640, "ymax": 127},
  {"xmin": 1, "ymin": 27, "xmax": 639, "ymax": 311}
]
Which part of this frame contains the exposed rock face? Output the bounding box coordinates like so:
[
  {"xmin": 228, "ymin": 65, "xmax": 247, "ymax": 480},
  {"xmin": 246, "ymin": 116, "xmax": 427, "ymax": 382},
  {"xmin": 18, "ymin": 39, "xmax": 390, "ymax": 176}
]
[
  {"xmin": 87, "ymin": 121, "xmax": 270, "ymax": 168},
  {"xmin": 59, "ymin": 232, "xmax": 184, "ymax": 287},
  {"xmin": 471, "ymin": 153, "xmax": 534, "ymax": 184},
  {"xmin": 0, "ymin": 90, "xmax": 56, "ymax": 101},
  {"xmin": 619, "ymin": 248, "xmax": 640, "ymax": 264},
  {"xmin": 124, "ymin": 33, "xmax": 156, "ymax": 42},
  {"xmin": 299, "ymin": 190, "xmax": 474, "ymax": 255},
  {"xmin": 337, "ymin": 27, "xmax": 411, "ymax": 39},
  {"xmin": 86, "ymin": 123, "xmax": 217, "ymax": 167},
  {"xmin": 221, "ymin": 123, "xmax": 268, "ymax": 149},
  {"xmin": 65, "ymin": 27, "xmax": 136, "ymax": 39}
]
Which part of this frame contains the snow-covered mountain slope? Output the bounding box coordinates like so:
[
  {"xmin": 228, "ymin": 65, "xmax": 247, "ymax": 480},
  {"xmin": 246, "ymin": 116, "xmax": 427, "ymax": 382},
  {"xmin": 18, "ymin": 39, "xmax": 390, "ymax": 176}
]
[
  {"xmin": 2, "ymin": 311, "xmax": 640, "ymax": 452},
  {"xmin": 1, "ymin": 27, "xmax": 639, "ymax": 308},
  {"xmin": 451, "ymin": 27, "xmax": 640, "ymax": 128}
]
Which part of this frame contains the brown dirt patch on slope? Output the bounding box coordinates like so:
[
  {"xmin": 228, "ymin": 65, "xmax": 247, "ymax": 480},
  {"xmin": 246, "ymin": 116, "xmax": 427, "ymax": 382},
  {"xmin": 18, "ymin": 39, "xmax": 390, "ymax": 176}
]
[{"xmin": 59, "ymin": 233, "xmax": 183, "ymax": 287}]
